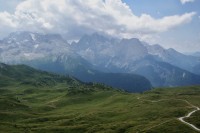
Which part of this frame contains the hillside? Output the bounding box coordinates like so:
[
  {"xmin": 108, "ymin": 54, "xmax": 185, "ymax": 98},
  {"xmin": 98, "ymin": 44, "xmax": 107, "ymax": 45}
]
[
  {"xmin": 0, "ymin": 64, "xmax": 200, "ymax": 133},
  {"xmin": 23, "ymin": 57, "xmax": 152, "ymax": 93},
  {"xmin": 0, "ymin": 63, "xmax": 79, "ymax": 87}
]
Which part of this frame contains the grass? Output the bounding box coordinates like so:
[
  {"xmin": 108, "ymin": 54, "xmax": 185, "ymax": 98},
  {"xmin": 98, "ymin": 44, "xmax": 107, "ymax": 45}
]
[{"xmin": 0, "ymin": 84, "xmax": 199, "ymax": 133}]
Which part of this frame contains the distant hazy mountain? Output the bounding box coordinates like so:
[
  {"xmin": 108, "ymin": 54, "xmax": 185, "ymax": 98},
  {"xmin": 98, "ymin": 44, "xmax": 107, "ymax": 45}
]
[
  {"xmin": 182, "ymin": 52, "xmax": 200, "ymax": 75},
  {"xmin": 185, "ymin": 51, "xmax": 200, "ymax": 57},
  {"xmin": 144, "ymin": 43, "xmax": 200, "ymax": 73},
  {"xmin": 128, "ymin": 56, "xmax": 200, "ymax": 87},
  {"xmin": 193, "ymin": 52, "xmax": 200, "ymax": 57},
  {"xmin": 72, "ymin": 33, "xmax": 200, "ymax": 87},
  {"xmin": 0, "ymin": 32, "xmax": 152, "ymax": 92}
]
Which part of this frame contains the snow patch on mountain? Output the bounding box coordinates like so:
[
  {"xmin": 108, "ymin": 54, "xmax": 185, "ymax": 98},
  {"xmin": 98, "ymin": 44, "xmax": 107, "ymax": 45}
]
[
  {"xmin": 24, "ymin": 53, "xmax": 31, "ymax": 57},
  {"xmin": 183, "ymin": 72, "xmax": 186, "ymax": 78},
  {"xmin": 30, "ymin": 33, "xmax": 36, "ymax": 41},
  {"xmin": 34, "ymin": 44, "xmax": 39, "ymax": 49}
]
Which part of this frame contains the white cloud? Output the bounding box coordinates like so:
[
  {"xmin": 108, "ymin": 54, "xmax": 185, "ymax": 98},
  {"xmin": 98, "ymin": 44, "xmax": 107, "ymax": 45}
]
[
  {"xmin": 180, "ymin": 0, "xmax": 195, "ymax": 4},
  {"xmin": 0, "ymin": 0, "xmax": 196, "ymax": 40}
]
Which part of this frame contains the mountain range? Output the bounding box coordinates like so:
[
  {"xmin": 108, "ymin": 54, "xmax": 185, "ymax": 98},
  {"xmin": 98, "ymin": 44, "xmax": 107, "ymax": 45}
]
[{"xmin": 0, "ymin": 31, "xmax": 200, "ymax": 90}]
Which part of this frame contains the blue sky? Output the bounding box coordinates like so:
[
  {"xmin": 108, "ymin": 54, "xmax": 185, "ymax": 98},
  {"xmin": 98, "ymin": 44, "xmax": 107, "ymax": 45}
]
[
  {"xmin": 123, "ymin": 0, "xmax": 200, "ymax": 17},
  {"xmin": 123, "ymin": 0, "xmax": 200, "ymax": 52},
  {"xmin": 0, "ymin": 0, "xmax": 22, "ymax": 13},
  {"xmin": 0, "ymin": 0, "xmax": 199, "ymax": 52}
]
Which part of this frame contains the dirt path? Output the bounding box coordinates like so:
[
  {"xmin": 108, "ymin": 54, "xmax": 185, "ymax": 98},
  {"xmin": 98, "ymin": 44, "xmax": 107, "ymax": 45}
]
[
  {"xmin": 178, "ymin": 101, "xmax": 200, "ymax": 132},
  {"xmin": 137, "ymin": 97, "xmax": 200, "ymax": 132}
]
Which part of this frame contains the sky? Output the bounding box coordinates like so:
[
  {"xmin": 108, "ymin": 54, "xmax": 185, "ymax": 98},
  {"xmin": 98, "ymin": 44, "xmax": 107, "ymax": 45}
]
[{"xmin": 0, "ymin": 0, "xmax": 199, "ymax": 53}]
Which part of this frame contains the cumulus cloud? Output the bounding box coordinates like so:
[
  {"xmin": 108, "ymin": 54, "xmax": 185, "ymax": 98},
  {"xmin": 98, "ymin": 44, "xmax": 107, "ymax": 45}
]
[
  {"xmin": 180, "ymin": 0, "xmax": 195, "ymax": 4},
  {"xmin": 0, "ymin": 0, "xmax": 196, "ymax": 40}
]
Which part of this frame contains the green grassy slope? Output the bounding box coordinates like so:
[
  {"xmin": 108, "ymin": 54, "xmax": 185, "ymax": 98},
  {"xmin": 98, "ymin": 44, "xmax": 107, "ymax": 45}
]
[
  {"xmin": 0, "ymin": 85, "xmax": 200, "ymax": 133},
  {"xmin": 0, "ymin": 63, "xmax": 79, "ymax": 87},
  {"xmin": 0, "ymin": 63, "xmax": 199, "ymax": 133}
]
